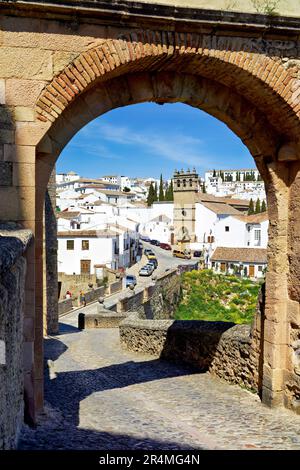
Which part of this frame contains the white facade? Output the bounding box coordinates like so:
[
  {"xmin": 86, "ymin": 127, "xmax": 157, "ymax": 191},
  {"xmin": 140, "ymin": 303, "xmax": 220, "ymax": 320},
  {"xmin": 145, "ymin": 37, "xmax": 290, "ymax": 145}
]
[
  {"xmin": 140, "ymin": 214, "xmax": 172, "ymax": 243},
  {"xmin": 205, "ymin": 168, "xmax": 266, "ymax": 202},
  {"xmin": 212, "ymin": 258, "xmax": 266, "ymax": 279},
  {"xmin": 57, "ymin": 231, "xmax": 119, "ymax": 274}
]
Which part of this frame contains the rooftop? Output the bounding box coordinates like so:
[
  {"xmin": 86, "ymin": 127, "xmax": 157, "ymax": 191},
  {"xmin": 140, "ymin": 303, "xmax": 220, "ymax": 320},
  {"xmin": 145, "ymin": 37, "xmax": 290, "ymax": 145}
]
[
  {"xmin": 211, "ymin": 247, "xmax": 267, "ymax": 263},
  {"xmin": 58, "ymin": 230, "xmax": 117, "ymax": 238}
]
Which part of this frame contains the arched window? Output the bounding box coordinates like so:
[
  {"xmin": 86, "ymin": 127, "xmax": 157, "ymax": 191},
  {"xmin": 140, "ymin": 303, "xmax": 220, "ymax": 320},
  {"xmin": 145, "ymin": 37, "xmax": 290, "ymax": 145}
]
[
  {"xmin": 177, "ymin": 180, "xmax": 180, "ymax": 188},
  {"xmin": 189, "ymin": 178, "xmax": 193, "ymax": 187},
  {"xmin": 183, "ymin": 179, "xmax": 186, "ymax": 187}
]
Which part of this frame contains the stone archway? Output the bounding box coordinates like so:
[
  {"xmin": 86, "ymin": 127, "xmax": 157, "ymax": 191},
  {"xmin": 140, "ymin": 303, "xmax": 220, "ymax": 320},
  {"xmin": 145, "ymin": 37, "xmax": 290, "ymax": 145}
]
[{"xmin": 2, "ymin": 29, "xmax": 300, "ymax": 420}]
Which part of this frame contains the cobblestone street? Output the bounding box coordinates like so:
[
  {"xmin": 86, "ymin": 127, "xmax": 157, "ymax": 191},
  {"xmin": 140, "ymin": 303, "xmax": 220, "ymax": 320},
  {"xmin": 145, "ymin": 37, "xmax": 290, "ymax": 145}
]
[{"xmin": 19, "ymin": 312, "xmax": 300, "ymax": 450}]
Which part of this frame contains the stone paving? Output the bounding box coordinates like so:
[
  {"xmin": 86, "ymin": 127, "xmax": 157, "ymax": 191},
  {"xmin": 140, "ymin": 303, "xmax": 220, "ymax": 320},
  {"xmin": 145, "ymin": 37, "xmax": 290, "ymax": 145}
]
[{"xmin": 19, "ymin": 313, "xmax": 300, "ymax": 450}]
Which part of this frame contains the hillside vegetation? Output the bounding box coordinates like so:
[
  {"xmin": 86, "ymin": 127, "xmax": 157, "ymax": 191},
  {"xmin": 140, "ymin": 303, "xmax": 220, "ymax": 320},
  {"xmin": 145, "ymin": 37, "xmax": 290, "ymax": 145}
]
[{"xmin": 175, "ymin": 269, "xmax": 262, "ymax": 324}]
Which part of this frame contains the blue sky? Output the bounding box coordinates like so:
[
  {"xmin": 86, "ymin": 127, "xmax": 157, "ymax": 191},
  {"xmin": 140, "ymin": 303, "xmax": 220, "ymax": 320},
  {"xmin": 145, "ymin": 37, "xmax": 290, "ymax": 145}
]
[{"xmin": 58, "ymin": 102, "xmax": 255, "ymax": 179}]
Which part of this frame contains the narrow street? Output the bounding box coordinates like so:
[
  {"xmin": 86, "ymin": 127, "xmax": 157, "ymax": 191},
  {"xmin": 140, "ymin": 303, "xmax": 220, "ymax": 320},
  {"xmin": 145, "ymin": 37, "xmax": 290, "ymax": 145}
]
[
  {"xmin": 18, "ymin": 315, "xmax": 300, "ymax": 450},
  {"xmin": 74, "ymin": 242, "xmax": 196, "ymax": 312}
]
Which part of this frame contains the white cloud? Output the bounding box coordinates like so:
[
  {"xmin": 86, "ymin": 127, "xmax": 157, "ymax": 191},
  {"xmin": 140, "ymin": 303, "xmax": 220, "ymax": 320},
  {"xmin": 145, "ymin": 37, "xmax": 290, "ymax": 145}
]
[{"xmin": 93, "ymin": 123, "xmax": 216, "ymax": 169}]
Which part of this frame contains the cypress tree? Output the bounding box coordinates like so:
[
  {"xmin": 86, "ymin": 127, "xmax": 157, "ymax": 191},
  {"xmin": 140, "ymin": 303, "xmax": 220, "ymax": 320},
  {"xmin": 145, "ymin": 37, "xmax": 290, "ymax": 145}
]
[
  {"xmin": 164, "ymin": 182, "xmax": 169, "ymax": 201},
  {"xmin": 248, "ymin": 198, "xmax": 254, "ymax": 215},
  {"xmin": 202, "ymin": 183, "xmax": 206, "ymax": 193},
  {"xmin": 213, "ymin": 169, "xmax": 216, "ymax": 177},
  {"xmin": 159, "ymin": 174, "xmax": 164, "ymax": 201},
  {"xmin": 261, "ymin": 200, "xmax": 267, "ymax": 212},
  {"xmin": 147, "ymin": 182, "xmax": 155, "ymax": 207},
  {"xmin": 255, "ymin": 198, "xmax": 261, "ymax": 213},
  {"xmin": 169, "ymin": 180, "xmax": 174, "ymax": 201},
  {"xmin": 154, "ymin": 182, "xmax": 158, "ymax": 202}
]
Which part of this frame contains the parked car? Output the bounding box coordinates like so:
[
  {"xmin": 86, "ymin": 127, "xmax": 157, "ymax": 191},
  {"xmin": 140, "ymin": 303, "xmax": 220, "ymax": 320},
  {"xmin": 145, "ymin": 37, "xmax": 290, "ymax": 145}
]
[
  {"xmin": 144, "ymin": 248, "xmax": 153, "ymax": 256},
  {"xmin": 139, "ymin": 266, "xmax": 152, "ymax": 276},
  {"xmin": 193, "ymin": 250, "xmax": 202, "ymax": 258},
  {"xmin": 140, "ymin": 235, "xmax": 151, "ymax": 242},
  {"xmin": 125, "ymin": 275, "xmax": 137, "ymax": 288},
  {"xmin": 147, "ymin": 253, "xmax": 157, "ymax": 260},
  {"xmin": 160, "ymin": 242, "xmax": 172, "ymax": 250},
  {"xmin": 150, "ymin": 239, "xmax": 160, "ymax": 246},
  {"xmin": 145, "ymin": 263, "xmax": 155, "ymax": 274},
  {"xmin": 173, "ymin": 249, "xmax": 191, "ymax": 259},
  {"xmin": 147, "ymin": 258, "xmax": 158, "ymax": 269}
]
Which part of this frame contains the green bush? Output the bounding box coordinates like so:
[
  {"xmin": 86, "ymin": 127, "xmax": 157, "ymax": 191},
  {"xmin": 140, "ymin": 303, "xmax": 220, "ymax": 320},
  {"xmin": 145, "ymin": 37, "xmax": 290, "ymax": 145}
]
[{"xmin": 174, "ymin": 269, "xmax": 262, "ymax": 324}]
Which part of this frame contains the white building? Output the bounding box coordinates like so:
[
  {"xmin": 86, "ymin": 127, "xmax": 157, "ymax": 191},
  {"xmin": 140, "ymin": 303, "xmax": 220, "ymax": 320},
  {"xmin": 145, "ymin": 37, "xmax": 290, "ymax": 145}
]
[
  {"xmin": 204, "ymin": 168, "xmax": 266, "ymax": 202},
  {"xmin": 140, "ymin": 214, "xmax": 172, "ymax": 243},
  {"xmin": 57, "ymin": 229, "xmax": 119, "ymax": 274},
  {"xmin": 56, "ymin": 171, "xmax": 79, "ymax": 185},
  {"xmin": 211, "ymin": 247, "xmax": 267, "ymax": 279}
]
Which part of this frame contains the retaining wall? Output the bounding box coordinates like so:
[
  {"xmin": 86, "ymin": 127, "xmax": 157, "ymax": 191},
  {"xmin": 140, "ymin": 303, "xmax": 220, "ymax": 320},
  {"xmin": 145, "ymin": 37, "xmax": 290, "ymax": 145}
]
[{"xmin": 0, "ymin": 224, "xmax": 32, "ymax": 449}]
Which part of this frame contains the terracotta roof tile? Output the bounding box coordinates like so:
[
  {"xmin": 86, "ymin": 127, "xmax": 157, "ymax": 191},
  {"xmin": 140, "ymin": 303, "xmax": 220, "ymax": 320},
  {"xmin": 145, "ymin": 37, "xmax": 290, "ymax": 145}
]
[{"xmin": 211, "ymin": 247, "xmax": 267, "ymax": 263}]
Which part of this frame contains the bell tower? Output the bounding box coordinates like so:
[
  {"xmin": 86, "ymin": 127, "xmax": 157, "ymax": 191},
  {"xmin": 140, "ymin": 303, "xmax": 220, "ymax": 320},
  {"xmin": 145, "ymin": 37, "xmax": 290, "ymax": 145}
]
[{"xmin": 173, "ymin": 168, "xmax": 199, "ymax": 248}]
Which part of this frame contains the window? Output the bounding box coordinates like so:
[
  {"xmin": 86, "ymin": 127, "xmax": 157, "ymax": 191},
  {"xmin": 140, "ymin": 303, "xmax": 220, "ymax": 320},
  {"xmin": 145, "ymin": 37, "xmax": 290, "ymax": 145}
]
[
  {"xmin": 258, "ymin": 265, "xmax": 263, "ymax": 272},
  {"xmin": 82, "ymin": 240, "xmax": 89, "ymax": 250},
  {"xmin": 67, "ymin": 240, "xmax": 74, "ymax": 250},
  {"xmin": 182, "ymin": 209, "xmax": 186, "ymax": 216},
  {"xmin": 225, "ymin": 226, "xmax": 229, "ymax": 232},
  {"xmin": 189, "ymin": 178, "xmax": 193, "ymax": 187},
  {"xmin": 183, "ymin": 179, "xmax": 186, "ymax": 187},
  {"xmin": 254, "ymin": 229, "xmax": 261, "ymax": 246},
  {"xmin": 177, "ymin": 180, "xmax": 180, "ymax": 188}
]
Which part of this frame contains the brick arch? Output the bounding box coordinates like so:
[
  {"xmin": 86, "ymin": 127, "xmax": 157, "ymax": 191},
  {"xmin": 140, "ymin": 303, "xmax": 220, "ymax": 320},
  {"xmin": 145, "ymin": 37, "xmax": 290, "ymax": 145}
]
[
  {"xmin": 35, "ymin": 32, "xmax": 300, "ymax": 144},
  {"xmin": 32, "ymin": 34, "xmax": 300, "ymax": 418}
]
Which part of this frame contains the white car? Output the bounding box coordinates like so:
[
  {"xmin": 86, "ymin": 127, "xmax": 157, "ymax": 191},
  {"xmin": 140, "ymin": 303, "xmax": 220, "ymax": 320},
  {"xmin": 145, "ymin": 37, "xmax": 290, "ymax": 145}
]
[{"xmin": 139, "ymin": 266, "xmax": 152, "ymax": 276}]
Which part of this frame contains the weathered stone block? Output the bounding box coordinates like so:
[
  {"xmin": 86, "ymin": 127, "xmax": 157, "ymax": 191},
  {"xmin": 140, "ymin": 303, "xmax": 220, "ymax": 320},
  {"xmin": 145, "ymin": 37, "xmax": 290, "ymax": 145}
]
[
  {"xmin": 13, "ymin": 106, "xmax": 35, "ymax": 122},
  {"xmin": 4, "ymin": 145, "xmax": 36, "ymax": 164},
  {"xmin": 15, "ymin": 122, "xmax": 50, "ymax": 146},
  {"xmin": 5, "ymin": 79, "xmax": 46, "ymax": 107},
  {"xmin": 0, "ymin": 48, "xmax": 53, "ymax": 80},
  {"xmin": 0, "ymin": 162, "xmax": 12, "ymax": 186},
  {"xmin": 0, "ymin": 80, "xmax": 5, "ymax": 105},
  {"xmin": 264, "ymin": 319, "xmax": 289, "ymax": 345}
]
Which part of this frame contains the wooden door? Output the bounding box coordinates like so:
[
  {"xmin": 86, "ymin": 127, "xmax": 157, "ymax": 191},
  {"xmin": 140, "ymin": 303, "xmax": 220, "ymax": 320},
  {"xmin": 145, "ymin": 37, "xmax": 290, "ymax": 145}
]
[
  {"xmin": 220, "ymin": 262, "xmax": 226, "ymax": 272},
  {"xmin": 249, "ymin": 265, "xmax": 255, "ymax": 277},
  {"xmin": 80, "ymin": 259, "xmax": 91, "ymax": 274}
]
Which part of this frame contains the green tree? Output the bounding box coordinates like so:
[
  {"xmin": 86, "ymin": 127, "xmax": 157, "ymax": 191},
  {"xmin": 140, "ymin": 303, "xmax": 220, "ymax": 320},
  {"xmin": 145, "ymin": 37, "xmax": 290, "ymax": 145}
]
[
  {"xmin": 248, "ymin": 198, "xmax": 255, "ymax": 215},
  {"xmin": 123, "ymin": 186, "xmax": 131, "ymax": 192},
  {"xmin": 154, "ymin": 182, "xmax": 158, "ymax": 202},
  {"xmin": 261, "ymin": 200, "xmax": 267, "ymax": 212},
  {"xmin": 147, "ymin": 182, "xmax": 155, "ymax": 207},
  {"xmin": 168, "ymin": 180, "xmax": 174, "ymax": 201},
  {"xmin": 220, "ymin": 171, "xmax": 224, "ymax": 182},
  {"xmin": 164, "ymin": 181, "xmax": 169, "ymax": 200},
  {"xmin": 213, "ymin": 169, "xmax": 216, "ymax": 177},
  {"xmin": 159, "ymin": 174, "xmax": 164, "ymax": 201},
  {"xmin": 255, "ymin": 198, "xmax": 261, "ymax": 213},
  {"xmin": 202, "ymin": 183, "xmax": 206, "ymax": 193}
]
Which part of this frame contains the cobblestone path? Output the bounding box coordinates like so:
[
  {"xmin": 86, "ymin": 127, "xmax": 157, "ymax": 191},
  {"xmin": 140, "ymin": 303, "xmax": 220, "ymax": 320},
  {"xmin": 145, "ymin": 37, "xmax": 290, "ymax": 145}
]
[{"xmin": 19, "ymin": 315, "xmax": 300, "ymax": 450}]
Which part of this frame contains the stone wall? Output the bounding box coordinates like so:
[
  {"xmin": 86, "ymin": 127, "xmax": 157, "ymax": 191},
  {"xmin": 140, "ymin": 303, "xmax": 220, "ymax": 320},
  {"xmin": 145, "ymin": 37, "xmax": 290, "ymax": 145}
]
[
  {"xmin": 120, "ymin": 313, "xmax": 261, "ymax": 393},
  {"xmin": 58, "ymin": 273, "xmax": 98, "ymax": 301},
  {"xmin": 0, "ymin": 224, "xmax": 32, "ymax": 449},
  {"xmin": 44, "ymin": 167, "xmax": 58, "ymax": 335},
  {"xmin": 58, "ymin": 298, "xmax": 73, "ymax": 316},
  {"xmin": 117, "ymin": 269, "xmax": 181, "ymax": 319}
]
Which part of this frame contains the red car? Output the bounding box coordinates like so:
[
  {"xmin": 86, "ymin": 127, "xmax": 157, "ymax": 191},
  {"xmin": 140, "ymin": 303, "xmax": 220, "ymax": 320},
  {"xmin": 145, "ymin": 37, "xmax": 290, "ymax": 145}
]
[{"xmin": 160, "ymin": 242, "xmax": 172, "ymax": 250}]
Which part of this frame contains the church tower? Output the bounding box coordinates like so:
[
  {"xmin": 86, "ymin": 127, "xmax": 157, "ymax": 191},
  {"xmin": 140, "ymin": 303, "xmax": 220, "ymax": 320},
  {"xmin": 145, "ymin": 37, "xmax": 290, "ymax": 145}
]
[{"xmin": 173, "ymin": 168, "xmax": 199, "ymax": 248}]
